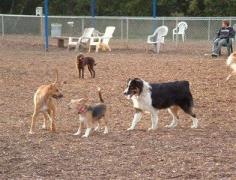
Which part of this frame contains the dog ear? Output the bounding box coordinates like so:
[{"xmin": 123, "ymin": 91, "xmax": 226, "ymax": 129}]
[
  {"xmin": 78, "ymin": 98, "xmax": 88, "ymax": 103},
  {"xmin": 53, "ymin": 69, "xmax": 59, "ymax": 84},
  {"xmin": 78, "ymin": 53, "xmax": 84, "ymax": 60}
]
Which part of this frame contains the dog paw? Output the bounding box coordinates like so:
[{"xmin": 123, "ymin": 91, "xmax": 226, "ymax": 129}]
[
  {"xmin": 42, "ymin": 125, "xmax": 46, "ymax": 129},
  {"xmin": 191, "ymin": 125, "xmax": 198, "ymax": 129},
  {"xmin": 127, "ymin": 127, "xmax": 134, "ymax": 131},
  {"xmin": 29, "ymin": 131, "xmax": 35, "ymax": 134},
  {"xmin": 94, "ymin": 127, "xmax": 100, "ymax": 132},
  {"xmin": 73, "ymin": 131, "xmax": 81, "ymax": 136},
  {"xmin": 82, "ymin": 134, "xmax": 89, "ymax": 138},
  {"xmin": 148, "ymin": 127, "xmax": 157, "ymax": 131},
  {"xmin": 165, "ymin": 124, "xmax": 177, "ymax": 128}
]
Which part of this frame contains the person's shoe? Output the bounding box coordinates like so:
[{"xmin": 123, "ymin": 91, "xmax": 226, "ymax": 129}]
[{"xmin": 211, "ymin": 53, "xmax": 218, "ymax": 58}]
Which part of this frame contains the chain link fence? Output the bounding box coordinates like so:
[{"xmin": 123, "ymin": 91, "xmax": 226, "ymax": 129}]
[{"xmin": 0, "ymin": 14, "xmax": 236, "ymax": 43}]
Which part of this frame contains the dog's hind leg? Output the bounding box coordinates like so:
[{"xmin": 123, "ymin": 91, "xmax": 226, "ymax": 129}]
[
  {"xmin": 166, "ymin": 106, "xmax": 179, "ymax": 128},
  {"xmin": 103, "ymin": 117, "xmax": 108, "ymax": 134},
  {"xmin": 88, "ymin": 66, "xmax": 93, "ymax": 78},
  {"xmin": 94, "ymin": 120, "xmax": 101, "ymax": 132},
  {"xmin": 180, "ymin": 104, "xmax": 198, "ymax": 128},
  {"xmin": 42, "ymin": 112, "xmax": 49, "ymax": 129}
]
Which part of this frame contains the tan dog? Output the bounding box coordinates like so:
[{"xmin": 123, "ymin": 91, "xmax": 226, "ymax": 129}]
[
  {"xmin": 96, "ymin": 43, "xmax": 111, "ymax": 52},
  {"xmin": 68, "ymin": 88, "xmax": 108, "ymax": 137},
  {"xmin": 29, "ymin": 70, "xmax": 63, "ymax": 134},
  {"xmin": 226, "ymin": 52, "xmax": 236, "ymax": 81}
]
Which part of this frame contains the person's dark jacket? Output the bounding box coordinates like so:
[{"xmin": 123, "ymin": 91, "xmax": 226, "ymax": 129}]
[{"xmin": 216, "ymin": 26, "xmax": 235, "ymax": 39}]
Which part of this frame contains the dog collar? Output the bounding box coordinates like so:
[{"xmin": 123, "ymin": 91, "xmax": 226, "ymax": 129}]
[{"xmin": 77, "ymin": 106, "xmax": 87, "ymax": 114}]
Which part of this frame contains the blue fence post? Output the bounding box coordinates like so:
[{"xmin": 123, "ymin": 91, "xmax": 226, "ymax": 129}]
[
  {"xmin": 44, "ymin": 0, "xmax": 49, "ymax": 51},
  {"xmin": 91, "ymin": 0, "xmax": 96, "ymax": 27},
  {"xmin": 152, "ymin": 0, "xmax": 157, "ymax": 32}
]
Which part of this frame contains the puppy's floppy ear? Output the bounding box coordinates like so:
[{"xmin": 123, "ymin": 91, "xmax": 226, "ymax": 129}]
[{"xmin": 78, "ymin": 98, "xmax": 88, "ymax": 103}]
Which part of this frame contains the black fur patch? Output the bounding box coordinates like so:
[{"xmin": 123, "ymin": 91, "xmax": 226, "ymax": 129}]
[
  {"xmin": 150, "ymin": 81, "xmax": 194, "ymax": 113},
  {"xmin": 88, "ymin": 104, "xmax": 106, "ymax": 119}
]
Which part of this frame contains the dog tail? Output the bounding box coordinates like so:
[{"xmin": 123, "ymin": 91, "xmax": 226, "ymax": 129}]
[
  {"xmin": 97, "ymin": 87, "xmax": 104, "ymax": 103},
  {"xmin": 226, "ymin": 53, "xmax": 235, "ymax": 66}
]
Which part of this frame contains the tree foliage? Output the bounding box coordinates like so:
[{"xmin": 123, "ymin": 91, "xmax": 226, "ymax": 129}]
[{"xmin": 0, "ymin": 0, "xmax": 235, "ymax": 16}]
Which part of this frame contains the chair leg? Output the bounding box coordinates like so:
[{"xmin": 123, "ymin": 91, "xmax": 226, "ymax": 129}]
[{"xmin": 156, "ymin": 43, "xmax": 161, "ymax": 53}]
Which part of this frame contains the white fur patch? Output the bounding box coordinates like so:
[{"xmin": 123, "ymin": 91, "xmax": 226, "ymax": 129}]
[
  {"xmin": 226, "ymin": 55, "xmax": 233, "ymax": 66},
  {"xmin": 131, "ymin": 80, "xmax": 153, "ymax": 112}
]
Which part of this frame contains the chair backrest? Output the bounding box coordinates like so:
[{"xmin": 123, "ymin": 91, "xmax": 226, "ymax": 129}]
[
  {"xmin": 102, "ymin": 26, "xmax": 116, "ymax": 44},
  {"xmin": 233, "ymin": 24, "xmax": 236, "ymax": 39},
  {"xmin": 81, "ymin": 28, "xmax": 94, "ymax": 42},
  {"xmin": 233, "ymin": 24, "xmax": 236, "ymax": 32},
  {"xmin": 156, "ymin": 26, "xmax": 168, "ymax": 43},
  {"xmin": 177, "ymin": 21, "xmax": 188, "ymax": 34}
]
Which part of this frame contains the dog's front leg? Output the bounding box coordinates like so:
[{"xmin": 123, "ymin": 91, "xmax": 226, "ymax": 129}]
[
  {"xmin": 148, "ymin": 110, "xmax": 158, "ymax": 131},
  {"xmin": 127, "ymin": 109, "xmax": 142, "ymax": 131},
  {"xmin": 81, "ymin": 68, "xmax": 85, "ymax": 78},
  {"xmin": 42, "ymin": 112, "xmax": 49, "ymax": 129},
  {"xmin": 226, "ymin": 71, "xmax": 236, "ymax": 81},
  {"xmin": 79, "ymin": 68, "xmax": 82, "ymax": 78},
  {"xmin": 74, "ymin": 121, "xmax": 83, "ymax": 135},
  {"xmin": 48, "ymin": 105, "xmax": 56, "ymax": 132},
  {"xmin": 29, "ymin": 111, "xmax": 39, "ymax": 134}
]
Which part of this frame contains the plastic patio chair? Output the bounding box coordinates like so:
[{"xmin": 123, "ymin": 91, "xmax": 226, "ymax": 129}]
[
  {"xmin": 89, "ymin": 26, "xmax": 116, "ymax": 52},
  {"xmin": 173, "ymin": 21, "xmax": 188, "ymax": 42},
  {"xmin": 68, "ymin": 27, "xmax": 95, "ymax": 51},
  {"xmin": 147, "ymin": 25, "xmax": 168, "ymax": 53}
]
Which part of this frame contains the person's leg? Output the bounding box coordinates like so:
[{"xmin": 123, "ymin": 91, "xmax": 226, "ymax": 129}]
[
  {"xmin": 212, "ymin": 38, "xmax": 220, "ymax": 56},
  {"xmin": 216, "ymin": 39, "xmax": 227, "ymax": 55}
]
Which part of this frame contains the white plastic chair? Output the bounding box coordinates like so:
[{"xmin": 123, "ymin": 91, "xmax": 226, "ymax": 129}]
[
  {"xmin": 89, "ymin": 26, "xmax": 116, "ymax": 52},
  {"xmin": 68, "ymin": 27, "xmax": 94, "ymax": 51},
  {"xmin": 233, "ymin": 24, "xmax": 236, "ymax": 41},
  {"xmin": 173, "ymin": 21, "xmax": 188, "ymax": 42},
  {"xmin": 147, "ymin": 26, "xmax": 168, "ymax": 53}
]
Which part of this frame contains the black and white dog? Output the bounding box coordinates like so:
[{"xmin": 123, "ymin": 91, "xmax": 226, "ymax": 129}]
[{"xmin": 123, "ymin": 78, "xmax": 198, "ymax": 131}]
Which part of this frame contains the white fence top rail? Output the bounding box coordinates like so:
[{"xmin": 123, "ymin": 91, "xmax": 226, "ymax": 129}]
[{"xmin": 0, "ymin": 14, "xmax": 236, "ymax": 20}]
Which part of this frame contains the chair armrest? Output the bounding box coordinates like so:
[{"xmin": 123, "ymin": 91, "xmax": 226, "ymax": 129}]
[
  {"xmin": 69, "ymin": 36, "xmax": 81, "ymax": 40},
  {"xmin": 173, "ymin": 28, "xmax": 177, "ymax": 33}
]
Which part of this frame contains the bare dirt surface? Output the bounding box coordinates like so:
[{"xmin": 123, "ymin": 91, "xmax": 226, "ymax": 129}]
[{"xmin": 0, "ymin": 36, "xmax": 236, "ymax": 179}]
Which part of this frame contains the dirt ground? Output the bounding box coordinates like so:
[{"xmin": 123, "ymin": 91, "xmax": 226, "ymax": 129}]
[{"xmin": 0, "ymin": 36, "xmax": 236, "ymax": 179}]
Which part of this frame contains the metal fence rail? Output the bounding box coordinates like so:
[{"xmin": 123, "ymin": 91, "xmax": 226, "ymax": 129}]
[{"xmin": 0, "ymin": 14, "xmax": 236, "ymax": 42}]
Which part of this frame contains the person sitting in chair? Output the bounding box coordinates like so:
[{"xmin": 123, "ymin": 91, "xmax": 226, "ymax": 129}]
[{"xmin": 212, "ymin": 20, "xmax": 235, "ymax": 58}]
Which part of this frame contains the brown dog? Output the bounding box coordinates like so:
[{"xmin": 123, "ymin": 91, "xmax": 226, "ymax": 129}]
[
  {"xmin": 68, "ymin": 88, "xmax": 108, "ymax": 137},
  {"xmin": 76, "ymin": 54, "xmax": 96, "ymax": 78},
  {"xmin": 29, "ymin": 70, "xmax": 63, "ymax": 134},
  {"xmin": 226, "ymin": 52, "xmax": 236, "ymax": 81}
]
